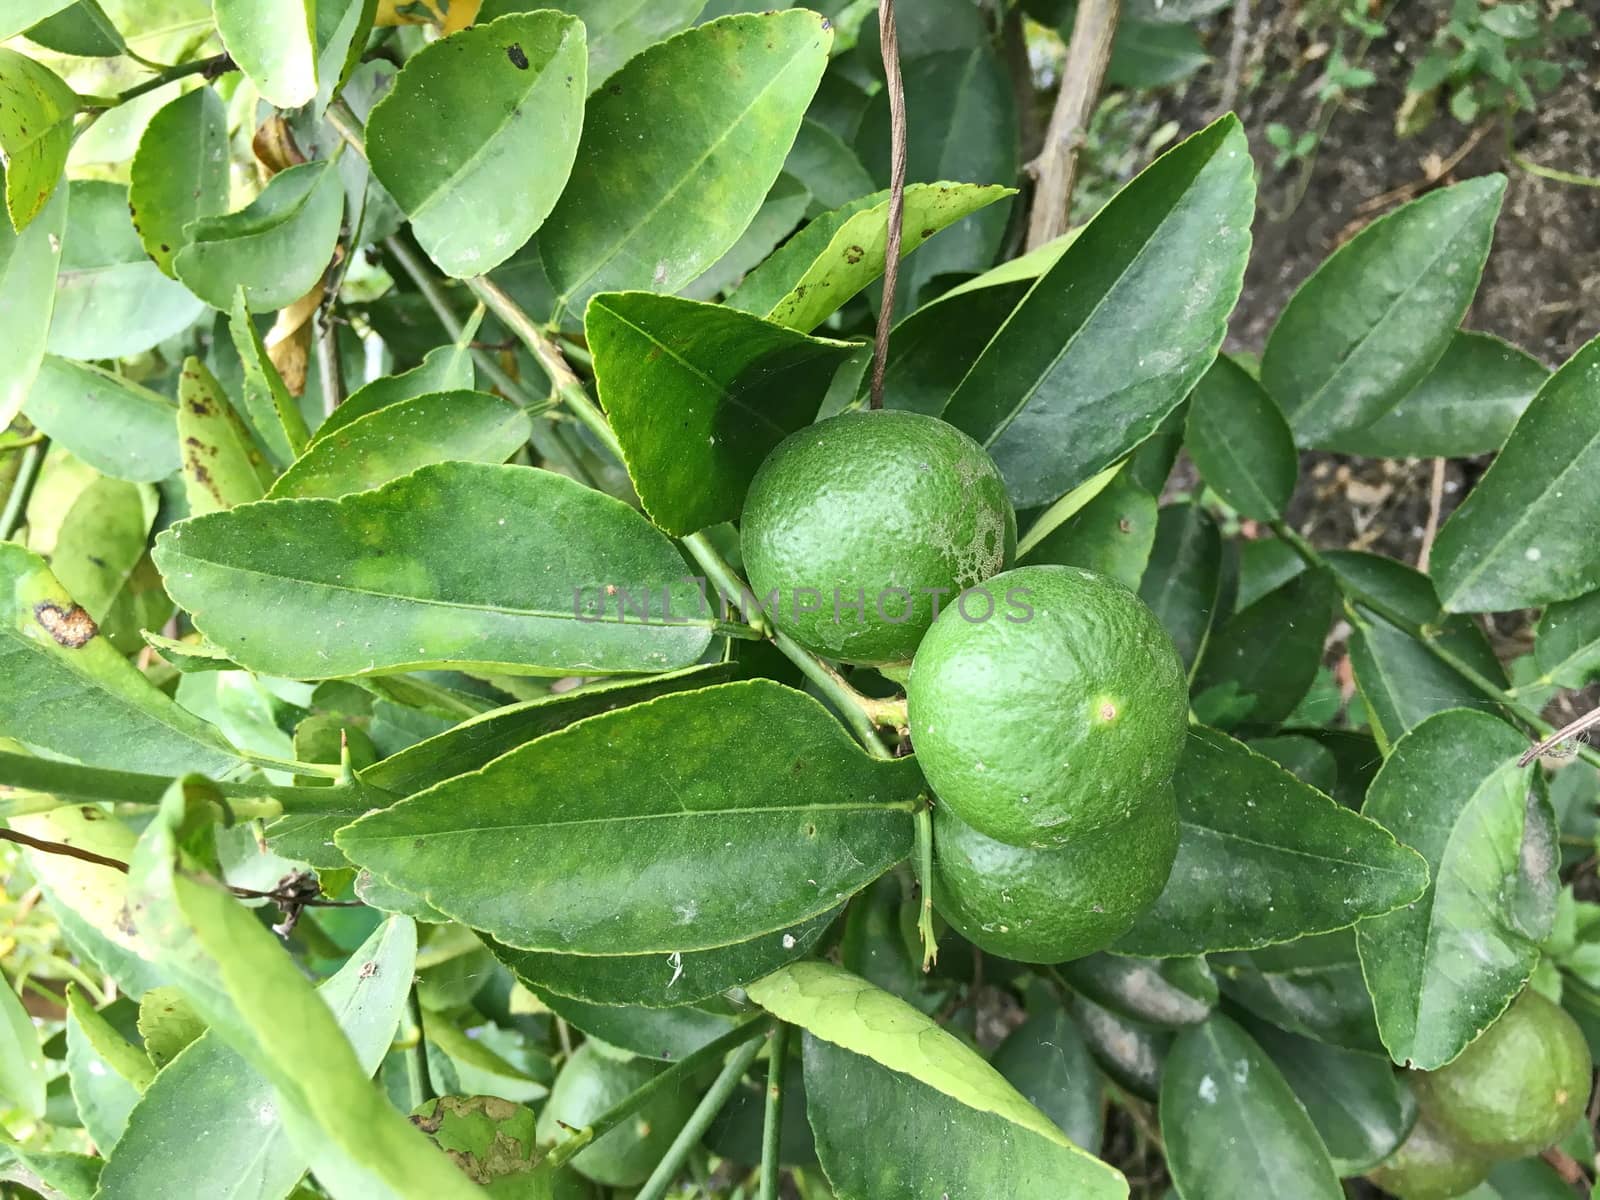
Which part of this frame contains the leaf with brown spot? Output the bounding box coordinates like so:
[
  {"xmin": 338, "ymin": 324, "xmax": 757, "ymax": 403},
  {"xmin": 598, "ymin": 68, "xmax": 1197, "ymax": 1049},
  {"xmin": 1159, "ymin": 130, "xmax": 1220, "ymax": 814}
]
[{"xmin": 176, "ymin": 357, "xmax": 275, "ymax": 517}]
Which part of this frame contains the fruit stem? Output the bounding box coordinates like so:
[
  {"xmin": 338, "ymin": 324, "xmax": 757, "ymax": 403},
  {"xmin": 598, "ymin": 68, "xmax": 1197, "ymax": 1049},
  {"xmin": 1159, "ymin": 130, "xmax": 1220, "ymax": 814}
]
[
  {"xmin": 773, "ymin": 631, "xmax": 896, "ymax": 760},
  {"xmin": 1268, "ymin": 519, "xmax": 1600, "ymax": 772},
  {"xmin": 636, "ymin": 1032, "xmax": 767, "ymax": 1200},
  {"xmin": 915, "ymin": 798, "xmax": 939, "ymax": 971},
  {"xmin": 759, "ymin": 1022, "xmax": 790, "ymax": 1200}
]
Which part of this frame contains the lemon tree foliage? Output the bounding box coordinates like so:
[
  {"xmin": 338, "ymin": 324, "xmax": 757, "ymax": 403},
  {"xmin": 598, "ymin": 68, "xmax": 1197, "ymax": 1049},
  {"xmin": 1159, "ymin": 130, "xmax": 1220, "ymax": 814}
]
[{"xmin": 0, "ymin": 4, "xmax": 1594, "ymax": 1199}]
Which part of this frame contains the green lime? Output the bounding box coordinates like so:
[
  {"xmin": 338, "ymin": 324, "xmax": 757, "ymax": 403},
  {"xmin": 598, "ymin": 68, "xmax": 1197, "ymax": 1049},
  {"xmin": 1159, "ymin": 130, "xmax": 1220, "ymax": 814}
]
[
  {"xmin": 740, "ymin": 410, "xmax": 1015, "ymax": 666},
  {"xmin": 1366, "ymin": 1109, "xmax": 1492, "ymax": 1200},
  {"xmin": 534, "ymin": 1041, "xmax": 696, "ymax": 1187},
  {"xmin": 931, "ymin": 784, "xmax": 1177, "ymax": 963},
  {"xmin": 907, "ymin": 563, "xmax": 1188, "ymax": 847},
  {"xmin": 1416, "ymin": 988, "xmax": 1593, "ymax": 1159}
]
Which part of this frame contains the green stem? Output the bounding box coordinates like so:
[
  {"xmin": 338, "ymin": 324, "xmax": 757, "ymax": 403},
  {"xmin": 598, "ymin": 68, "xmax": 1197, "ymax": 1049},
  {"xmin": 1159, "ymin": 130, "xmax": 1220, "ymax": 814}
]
[
  {"xmin": 1, "ymin": 439, "xmax": 47, "ymax": 542},
  {"xmin": 915, "ymin": 799, "xmax": 938, "ymax": 970},
  {"xmin": 636, "ymin": 1033, "xmax": 767, "ymax": 1200},
  {"xmin": 1508, "ymin": 149, "xmax": 1600, "ymax": 190},
  {"xmin": 76, "ymin": 52, "xmax": 235, "ymax": 111},
  {"xmin": 405, "ymin": 987, "xmax": 434, "ymax": 1107},
  {"xmin": 234, "ymin": 750, "xmax": 344, "ymax": 779},
  {"xmin": 0, "ymin": 751, "xmax": 366, "ymax": 815},
  {"xmin": 775, "ymin": 631, "xmax": 894, "ymax": 759},
  {"xmin": 544, "ymin": 1016, "xmax": 770, "ymax": 1170},
  {"xmin": 759, "ymin": 1022, "xmax": 790, "ymax": 1200}
]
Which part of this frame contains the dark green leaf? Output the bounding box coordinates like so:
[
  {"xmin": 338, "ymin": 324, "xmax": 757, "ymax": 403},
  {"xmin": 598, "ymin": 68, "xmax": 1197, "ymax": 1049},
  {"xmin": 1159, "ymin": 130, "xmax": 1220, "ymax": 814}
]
[
  {"xmin": 214, "ymin": 0, "xmax": 318, "ymax": 109},
  {"xmin": 587, "ymin": 291, "xmax": 855, "ymax": 535},
  {"xmin": 1356, "ymin": 708, "xmax": 1556, "ymax": 1068},
  {"xmin": 531, "ymin": 990, "xmax": 739, "ymax": 1060},
  {"xmin": 24, "ymin": 2, "xmax": 125, "ymax": 59},
  {"xmin": 785, "ymin": 117, "xmax": 875, "ymax": 212},
  {"xmin": 23, "ymin": 357, "xmax": 179, "ymax": 482},
  {"xmin": 1212, "ymin": 931, "xmax": 1385, "ymax": 1054},
  {"xmin": 1108, "ymin": 21, "xmax": 1209, "ymax": 88},
  {"xmin": 1070, "ymin": 995, "xmax": 1169, "ymax": 1101},
  {"xmin": 1261, "ymin": 176, "xmax": 1505, "ymax": 447},
  {"xmin": 0, "ymin": 181, "xmax": 65, "ymax": 429},
  {"xmin": 991, "ymin": 1002, "xmax": 1104, "ymax": 1153},
  {"xmin": 1535, "ymin": 589, "xmax": 1600, "ymax": 688},
  {"xmin": 942, "ymin": 115, "xmax": 1254, "ymax": 507},
  {"xmin": 1161, "ymin": 1016, "xmax": 1341, "ymax": 1200},
  {"xmin": 153, "ymin": 462, "xmax": 716, "ymax": 679},
  {"xmin": 1057, "ymin": 954, "xmax": 1217, "ymax": 1028},
  {"xmin": 1248, "ymin": 735, "xmax": 1338, "ymax": 794},
  {"xmin": 1117, "ymin": 727, "xmax": 1429, "ymax": 956},
  {"xmin": 127, "ymin": 86, "xmax": 231, "ymax": 278},
  {"xmin": 1185, "ymin": 355, "xmax": 1298, "ymax": 522},
  {"xmin": 366, "ymin": 12, "xmax": 586, "ymax": 277},
  {"xmin": 0, "ymin": 49, "xmax": 74, "ymax": 231},
  {"xmin": 1, "ymin": 2, "xmax": 74, "ymax": 38},
  {"xmin": 1139, "ymin": 501, "xmax": 1223, "ymax": 673},
  {"xmin": 1020, "ymin": 467, "xmax": 1157, "ymax": 589},
  {"xmin": 540, "ymin": 11, "xmax": 832, "ymax": 320},
  {"xmin": 1192, "ymin": 569, "xmax": 1333, "ymax": 730},
  {"xmin": 339, "ymin": 680, "xmax": 917, "ymax": 953},
  {"xmin": 1431, "ymin": 334, "xmax": 1600, "ymax": 612},
  {"xmin": 860, "ymin": 279, "xmax": 1031, "ymax": 416}
]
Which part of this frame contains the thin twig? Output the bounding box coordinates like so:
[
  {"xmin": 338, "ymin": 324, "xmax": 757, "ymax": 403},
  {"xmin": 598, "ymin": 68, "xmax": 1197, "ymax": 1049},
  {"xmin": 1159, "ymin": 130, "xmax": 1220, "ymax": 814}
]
[
  {"xmin": 1, "ymin": 439, "xmax": 47, "ymax": 542},
  {"xmin": 759, "ymin": 1022, "xmax": 790, "ymax": 1200},
  {"xmin": 1416, "ymin": 456, "xmax": 1445, "ymax": 573},
  {"xmin": 1518, "ymin": 706, "xmax": 1600, "ymax": 768},
  {"xmin": 636, "ymin": 1034, "xmax": 767, "ymax": 1200},
  {"xmin": 77, "ymin": 53, "xmax": 236, "ymax": 110},
  {"xmin": 1026, "ymin": 0, "xmax": 1120, "ymax": 249},
  {"xmin": 869, "ymin": 0, "xmax": 908, "ymax": 410},
  {"xmin": 1217, "ymin": 0, "xmax": 1250, "ymax": 118}
]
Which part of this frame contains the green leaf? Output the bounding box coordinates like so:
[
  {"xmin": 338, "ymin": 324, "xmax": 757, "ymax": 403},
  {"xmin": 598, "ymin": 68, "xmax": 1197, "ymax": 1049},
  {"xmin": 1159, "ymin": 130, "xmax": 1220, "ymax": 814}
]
[
  {"xmin": 1431, "ymin": 334, "xmax": 1600, "ymax": 613},
  {"xmin": 99, "ymin": 917, "xmax": 419, "ymax": 1200},
  {"xmin": 0, "ymin": 49, "xmax": 75, "ymax": 232},
  {"xmin": 680, "ymin": 172, "xmax": 811, "ymax": 302},
  {"xmin": 48, "ymin": 179, "xmax": 206, "ymax": 360},
  {"xmin": 784, "ymin": 117, "xmax": 874, "ymax": 212},
  {"xmin": 312, "ymin": 340, "xmax": 474, "ymax": 443},
  {"xmin": 1108, "ymin": 20, "xmax": 1210, "ymax": 88},
  {"xmin": 1193, "ymin": 569, "xmax": 1333, "ymax": 730},
  {"xmin": 1323, "ymin": 331, "xmax": 1548, "ymax": 458},
  {"xmin": 63, "ymin": 989, "xmax": 148, "ymax": 1151},
  {"xmin": 0, "ymin": 542, "xmax": 238, "ymax": 774},
  {"xmin": 1185, "ymin": 355, "xmax": 1298, "ymax": 522},
  {"xmin": 540, "ymin": 10, "xmax": 832, "ymax": 320},
  {"xmin": 586, "ymin": 291, "xmax": 855, "ymax": 535},
  {"xmin": 0, "ymin": 1144, "xmax": 100, "ymax": 1199},
  {"xmin": 267, "ymin": 390, "xmax": 531, "ymax": 500},
  {"xmin": 1138, "ymin": 501, "xmax": 1222, "ymax": 673},
  {"xmin": 48, "ymin": 475, "xmax": 157, "ymax": 622},
  {"xmin": 338, "ymin": 680, "xmax": 917, "ymax": 952},
  {"xmin": 214, "ymin": 0, "xmax": 318, "ymax": 109},
  {"xmin": 1246, "ymin": 1018, "xmax": 1417, "ymax": 1175},
  {"xmin": 24, "ymin": 1, "xmax": 127, "ymax": 57},
  {"xmin": 750, "ymin": 963, "xmax": 1126, "ymax": 1199},
  {"xmin": 127, "ymin": 86, "xmax": 231, "ymax": 278},
  {"xmin": 23, "ymin": 357, "xmax": 179, "ymax": 482},
  {"xmin": 1248, "ymin": 735, "xmax": 1338, "ymax": 794},
  {"xmin": 0, "ymin": 2, "xmax": 75, "ymax": 38},
  {"xmin": 366, "ymin": 12, "xmax": 586, "ymax": 277},
  {"xmin": 1213, "ymin": 932, "xmax": 1384, "ymax": 1054},
  {"xmin": 1261, "ymin": 176, "xmax": 1505, "ymax": 447},
  {"xmin": 991, "ymin": 1001, "xmax": 1104, "ymax": 1153},
  {"xmin": 1056, "ymin": 953, "xmax": 1217, "ymax": 1028},
  {"xmin": 127, "ymin": 789, "xmax": 481, "ymax": 1200},
  {"xmin": 942, "ymin": 115, "xmax": 1253, "ymax": 508},
  {"xmin": 230, "ymin": 289, "xmax": 313, "ymax": 464},
  {"xmin": 153, "ymin": 461, "xmax": 716, "ymax": 678},
  {"xmin": 488, "ymin": 906, "xmax": 837, "ymax": 1007},
  {"xmin": 479, "ymin": 0, "xmax": 705, "ymax": 88},
  {"xmin": 1535, "ymin": 589, "xmax": 1600, "ymax": 688},
  {"xmin": 137, "ymin": 987, "xmax": 205, "ymax": 1067},
  {"xmin": 533, "ymin": 991, "xmax": 738, "ymax": 1061},
  {"xmin": 1019, "ymin": 467, "xmax": 1157, "ymax": 589},
  {"xmin": 1356, "ymin": 708, "xmax": 1556, "ymax": 1069},
  {"xmin": 176, "ymin": 357, "xmax": 275, "ymax": 515},
  {"xmin": 0, "ymin": 971, "xmax": 45, "ymax": 1120},
  {"xmin": 1117, "ymin": 727, "xmax": 1429, "ymax": 956},
  {"xmin": 1161, "ymin": 1016, "xmax": 1342, "ymax": 1200},
  {"xmin": 174, "ymin": 159, "xmax": 346, "ymax": 313},
  {"xmin": 0, "ymin": 181, "xmax": 65, "ymax": 430}
]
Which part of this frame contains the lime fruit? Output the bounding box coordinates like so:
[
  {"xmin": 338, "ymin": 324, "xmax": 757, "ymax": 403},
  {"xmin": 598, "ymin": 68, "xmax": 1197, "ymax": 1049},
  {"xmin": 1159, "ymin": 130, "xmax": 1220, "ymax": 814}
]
[
  {"xmin": 907, "ymin": 563, "xmax": 1188, "ymax": 847},
  {"xmin": 535, "ymin": 1041, "xmax": 696, "ymax": 1187},
  {"xmin": 1415, "ymin": 988, "xmax": 1592, "ymax": 1159},
  {"xmin": 740, "ymin": 410, "xmax": 1015, "ymax": 666},
  {"xmin": 1366, "ymin": 1110, "xmax": 1492, "ymax": 1200},
  {"xmin": 931, "ymin": 784, "xmax": 1178, "ymax": 963}
]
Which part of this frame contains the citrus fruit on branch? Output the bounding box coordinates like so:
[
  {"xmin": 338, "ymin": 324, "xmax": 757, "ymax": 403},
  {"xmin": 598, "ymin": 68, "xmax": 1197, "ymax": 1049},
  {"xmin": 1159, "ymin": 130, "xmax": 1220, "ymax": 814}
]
[{"xmin": 1365, "ymin": 1109, "xmax": 1492, "ymax": 1200}]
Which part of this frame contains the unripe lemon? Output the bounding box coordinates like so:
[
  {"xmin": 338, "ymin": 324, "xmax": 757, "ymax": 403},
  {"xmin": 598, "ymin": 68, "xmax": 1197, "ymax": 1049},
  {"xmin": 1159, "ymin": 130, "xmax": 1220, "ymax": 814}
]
[
  {"xmin": 740, "ymin": 410, "xmax": 1015, "ymax": 666},
  {"xmin": 931, "ymin": 785, "xmax": 1177, "ymax": 964},
  {"xmin": 1415, "ymin": 988, "xmax": 1592, "ymax": 1159},
  {"xmin": 908, "ymin": 563, "xmax": 1187, "ymax": 847},
  {"xmin": 1366, "ymin": 1110, "xmax": 1492, "ymax": 1200}
]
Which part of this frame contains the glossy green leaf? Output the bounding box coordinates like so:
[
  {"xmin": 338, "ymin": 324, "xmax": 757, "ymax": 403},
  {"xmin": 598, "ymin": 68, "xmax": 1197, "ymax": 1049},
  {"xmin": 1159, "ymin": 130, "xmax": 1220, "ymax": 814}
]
[
  {"xmin": 313, "ymin": 340, "xmax": 475, "ymax": 442},
  {"xmin": 540, "ymin": 10, "xmax": 831, "ymax": 320},
  {"xmin": 0, "ymin": 1, "xmax": 75, "ymax": 37},
  {"xmin": 1117, "ymin": 727, "xmax": 1429, "ymax": 956},
  {"xmin": 991, "ymin": 1003, "xmax": 1104, "ymax": 1154},
  {"xmin": 176, "ymin": 357, "xmax": 275, "ymax": 516},
  {"xmin": 1193, "ymin": 569, "xmax": 1333, "ymax": 730},
  {"xmin": 1248, "ymin": 735, "xmax": 1338, "ymax": 794},
  {"xmin": 730, "ymin": 183, "xmax": 1011, "ymax": 333},
  {"xmin": 0, "ymin": 49, "xmax": 75, "ymax": 231},
  {"xmin": 47, "ymin": 180, "xmax": 206, "ymax": 360},
  {"xmin": 749, "ymin": 963, "xmax": 1126, "ymax": 1199},
  {"xmin": 1535, "ymin": 589, "xmax": 1600, "ymax": 689},
  {"xmin": 1431, "ymin": 334, "xmax": 1600, "ymax": 613},
  {"xmin": 680, "ymin": 172, "xmax": 811, "ymax": 302},
  {"xmin": 153, "ymin": 461, "xmax": 716, "ymax": 678},
  {"xmin": 127, "ymin": 87, "xmax": 231, "ymax": 278},
  {"xmin": 0, "ymin": 972, "xmax": 45, "ymax": 1119},
  {"xmin": 1212, "ymin": 932, "xmax": 1384, "ymax": 1054},
  {"xmin": 63, "ymin": 989, "xmax": 149, "ymax": 1152},
  {"xmin": 0, "ymin": 182, "xmax": 65, "ymax": 430},
  {"xmin": 586, "ymin": 291, "xmax": 855, "ymax": 535},
  {"xmin": 367, "ymin": 12, "xmax": 585, "ymax": 277},
  {"xmin": 1356, "ymin": 709, "xmax": 1556, "ymax": 1069},
  {"xmin": 859, "ymin": 278, "xmax": 1031, "ymax": 415},
  {"xmin": 1262, "ymin": 176, "xmax": 1505, "ymax": 447},
  {"xmin": 0, "ymin": 542, "xmax": 238, "ymax": 774},
  {"xmin": 23, "ymin": 358, "xmax": 179, "ymax": 483},
  {"xmin": 267, "ymin": 390, "xmax": 530, "ymax": 500},
  {"xmin": 1161, "ymin": 1016, "xmax": 1341, "ymax": 1200},
  {"xmin": 127, "ymin": 790, "xmax": 481, "ymax": 1200},
  {"xmin": 1323, "ymin": 331, "xmax": 1548, "ymax": 458},
  {"xmin": 24, "ymin": 1, "xmax": 127, "ymax": 57},
  {"xmin": 784, "ymin": 117, "xmax": 874, "ymax": 212},
  {"xmin": 1139, "ymin": 501, "xmax": 1222, "ymax": 673},
  {"xmin": 174, "ymin": 159, "xmax": 345, "ymax": 313},
  {"xmin": 481, "ymin": 0, "xmax": 705, "ymax": 87},
  {"xmin": 1020, "ymin": 468, "xmax": 1157, "ymax": 589},
  {"xmin": 98, "ymin": 917, "xmax": 417, "ymax": 1200},
  {"xmin": 214, "ymin": 0, "xmax": 318, "ymax": 109},
  {"xmin": 339, "ymin": 680, "xmax": 916, "ymax": 952},
  {"xmin": 1247, "ymin": 1019, "xmax": 1417, "ymax": 1175},
  {"xmin": 1057, "ymin": 954, "xmax": 1217, "ymax": 1029},
  {"xmin": 942, "ymin": 116, "xmax": 1253, "ymax": 508},
  {"xmin": 230, "ymin": 290, "xmax": 312, "ymax": 464},
  {"xmin": 1070, "ymin": 995, "xmax": 1169, "ymax": 1102},
  {"xmin": 1186, "ymin": 355, "xmax": 1298, "ymax": 522},
  {"xmin": 532, "ymin": 991, "xmax": 739, "ymax": 1061}
]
